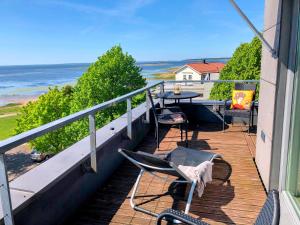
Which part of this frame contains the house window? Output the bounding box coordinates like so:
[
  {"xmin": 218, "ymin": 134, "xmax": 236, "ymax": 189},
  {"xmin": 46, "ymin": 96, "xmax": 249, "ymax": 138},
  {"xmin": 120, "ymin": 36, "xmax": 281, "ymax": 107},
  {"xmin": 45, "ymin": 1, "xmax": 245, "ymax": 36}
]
[
  {"xmin": 188, "ymin": 75, "xmax": 192, "ymax": 80},
  {"xmin": 183, "ymin": 75, "xmax": 187, "ymax": 80},
  {"xmin": 286, "ymin": 20, "xmax": 300, "ymax": 213}
]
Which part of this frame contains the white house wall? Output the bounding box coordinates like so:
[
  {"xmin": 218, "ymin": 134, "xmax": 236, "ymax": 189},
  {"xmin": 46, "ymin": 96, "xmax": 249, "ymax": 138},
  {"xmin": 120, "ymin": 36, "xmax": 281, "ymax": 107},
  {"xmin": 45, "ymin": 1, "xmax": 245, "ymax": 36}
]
[
  {"xmin": 255, "ymin": 0, "xmax": 280, "ymax": 191},
  {"xmin": 175, "ymin": 67, "xmax": 201, "ymax": 80},
  {"xmin": 209, "ymin": 73, "xmax": 220, "ymax": 80},
  {"xmin": 175, "ymin": 68, "xmax": 220, "ymax": 99}
]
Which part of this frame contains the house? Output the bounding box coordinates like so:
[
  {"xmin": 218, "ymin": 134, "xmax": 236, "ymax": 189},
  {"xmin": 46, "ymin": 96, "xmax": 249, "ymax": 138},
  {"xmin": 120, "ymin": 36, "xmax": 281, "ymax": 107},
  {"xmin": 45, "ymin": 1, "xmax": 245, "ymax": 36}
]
[
  {"xmin": 174, "ymin": 61, "xmax": 225, "ymax": 81},
  {"xmin": 173, "ymin": 61, "xmax": 225, "ymax": 99}
]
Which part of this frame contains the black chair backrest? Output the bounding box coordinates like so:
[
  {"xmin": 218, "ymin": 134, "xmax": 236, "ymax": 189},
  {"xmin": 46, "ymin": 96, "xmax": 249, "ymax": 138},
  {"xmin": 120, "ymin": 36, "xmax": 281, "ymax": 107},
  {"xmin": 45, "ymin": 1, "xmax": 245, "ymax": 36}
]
[
  {"xmin": 235, "ymin": 83, "xmax": 257, "ymax": 100},
  {"xmin": 118, "ymin": 149, "xmax": 182, "ymax": 177},
  {"xmin": 254, "ymin": 190, "xmax": 280, "ymax": 225},
  {"xmin": 146, "ymin": 89, "xmax": 159, "ymax": 127},
  {"xmin": 235, "ymin": 83, "xmax": 257, "ymax": 91}
]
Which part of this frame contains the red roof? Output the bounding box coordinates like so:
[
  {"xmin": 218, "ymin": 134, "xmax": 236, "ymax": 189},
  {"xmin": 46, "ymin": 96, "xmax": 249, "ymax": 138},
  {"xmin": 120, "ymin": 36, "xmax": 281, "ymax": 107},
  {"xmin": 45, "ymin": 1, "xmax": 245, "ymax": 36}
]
[{"xmin": 186, "ymin": 62, "xmax": 225, "ymax": 73}]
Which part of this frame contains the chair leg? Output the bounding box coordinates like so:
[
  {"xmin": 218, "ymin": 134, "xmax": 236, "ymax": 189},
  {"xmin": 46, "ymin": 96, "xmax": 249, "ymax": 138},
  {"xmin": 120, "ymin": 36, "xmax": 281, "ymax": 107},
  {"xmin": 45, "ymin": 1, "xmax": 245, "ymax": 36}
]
[
  {"xmin": 180, "ymin": 124, "xmax": 183, "ymax": 141},
  {"xmin": 156, "ymin": 125, "xmax": 160, "ymax": 149},
  {"xmin": 185, "ymin": 122, "xmax": 188, "ymax": 147},
  {"xmin": 130, "ymin": 170, "xmax": 158, "ymax": 217},
  {"xmin": 184, "ymin": 180, "xmax": 197, "ymax": 214},
  {"xmin": 251, "ymin": 110, "xmax": 254, "ymax": 127},
  {"xmin": 248, "ymin": 115, "xmax": 251, "ymax": 135},
  {"xmin": 223, "ymin": 115, "xmax": 225, "ymax": 132}
]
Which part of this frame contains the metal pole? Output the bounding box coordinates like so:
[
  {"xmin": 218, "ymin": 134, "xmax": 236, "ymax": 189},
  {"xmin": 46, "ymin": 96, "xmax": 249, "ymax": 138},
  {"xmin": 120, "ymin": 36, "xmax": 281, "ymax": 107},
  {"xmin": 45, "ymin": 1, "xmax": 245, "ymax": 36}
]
[
  {"xmin": 159, "ymin": 83, "xmax": 164, "ymax": 107},
  {"xmin": 0, "ymin": 154, "xmax": 14, "ymax": 225},
  {"xmin": 146, "ymin": 90, "xmax": 150, "ymax": 123},
  {"xmin": 127, "ymin": 98, "xmax": 132, "ymax": 139},
  {"xmin": 229, "ymin": 0, "xmax": 277, "ymax": 57},
  {"xmin": 88, "ymin": 114, "xmax": 97, "ymax": 173}
]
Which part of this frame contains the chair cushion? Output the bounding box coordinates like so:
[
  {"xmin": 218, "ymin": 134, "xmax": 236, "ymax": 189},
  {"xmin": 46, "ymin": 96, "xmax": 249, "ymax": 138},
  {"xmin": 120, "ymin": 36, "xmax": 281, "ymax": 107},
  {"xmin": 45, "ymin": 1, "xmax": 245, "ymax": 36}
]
[
  {"xmin": 158, "ymin": 113, "xmax": 186, "ymax": 124},
  {"xmin": 166, "ymin": 146, "xmax": 220, "ymax": 167},
  {"xmin": 231, "ymin": 90, "xmax": 254, "ymax": 110}
]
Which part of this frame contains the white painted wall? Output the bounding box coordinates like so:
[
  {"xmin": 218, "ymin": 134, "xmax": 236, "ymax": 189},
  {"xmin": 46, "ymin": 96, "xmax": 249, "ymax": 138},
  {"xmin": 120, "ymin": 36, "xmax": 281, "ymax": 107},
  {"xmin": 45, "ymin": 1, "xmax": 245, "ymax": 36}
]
[
  {"xmin": 255, "ymin": 0, "xmax": 280, "ymax": 191},
  {"xmin": 209, "ymin": 72, "xmax": 220, "ymax": 80},
  {"xmin": 175, "ymin": 67, "xmax": 201, "ymax": 81},
  {"xmin": 175, "ymin": 66, "xmax": 220, "ymax": 81},
  {"xmin": 255, "ymin": 0, "xmax": 300, "ymax": 224},
  {"xmin": 175, "ymin": 67, "xmax": 220, "ymax": 99}
]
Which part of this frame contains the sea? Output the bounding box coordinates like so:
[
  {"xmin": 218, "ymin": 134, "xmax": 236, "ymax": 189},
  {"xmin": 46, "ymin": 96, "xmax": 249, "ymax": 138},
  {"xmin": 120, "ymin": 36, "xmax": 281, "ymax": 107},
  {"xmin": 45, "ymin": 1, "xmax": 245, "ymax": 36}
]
[{"xmin": 0, "ymin": 58, "xmax": 229, "ymax": 106}]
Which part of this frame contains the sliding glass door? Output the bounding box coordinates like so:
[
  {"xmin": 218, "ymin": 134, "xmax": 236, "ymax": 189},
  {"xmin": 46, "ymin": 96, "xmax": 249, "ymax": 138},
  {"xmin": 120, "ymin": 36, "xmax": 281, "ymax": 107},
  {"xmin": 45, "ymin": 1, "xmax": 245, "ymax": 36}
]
[{"xmin": 286, "ymin": 12, "xmax": 300, "ymax": 214}]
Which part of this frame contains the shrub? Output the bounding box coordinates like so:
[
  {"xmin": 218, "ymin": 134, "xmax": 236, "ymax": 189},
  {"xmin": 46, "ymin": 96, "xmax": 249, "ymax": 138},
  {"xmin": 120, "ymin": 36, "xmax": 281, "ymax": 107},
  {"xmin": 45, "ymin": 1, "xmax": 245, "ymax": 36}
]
[{"xmin": 210, "ymin": 37, "xmax": 261, "ymax": 100}]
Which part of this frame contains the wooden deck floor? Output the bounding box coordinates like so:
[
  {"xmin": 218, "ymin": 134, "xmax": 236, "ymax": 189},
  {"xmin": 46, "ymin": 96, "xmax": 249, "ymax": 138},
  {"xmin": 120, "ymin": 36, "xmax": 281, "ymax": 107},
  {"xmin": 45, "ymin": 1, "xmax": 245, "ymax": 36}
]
[{"xmin": 63, "ymin": 123, "xmax": 265, "ymax": 225}]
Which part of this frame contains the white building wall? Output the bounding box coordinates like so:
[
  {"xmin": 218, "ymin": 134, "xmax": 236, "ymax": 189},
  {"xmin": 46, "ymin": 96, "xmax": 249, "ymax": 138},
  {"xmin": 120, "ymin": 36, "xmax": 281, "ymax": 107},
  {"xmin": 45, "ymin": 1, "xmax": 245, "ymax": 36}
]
[
  {"xmin": 209, "ymin": 72, "xmax": 220, "ymax": 80},
  {"xmin": 255, "ymin": 0, "xmax": 280, "ymax": 191},
  {"xmin": 175, "ymin": 67, "xmax": 201, "ymax": 81},
  {"xmin": 175, "ymin": 67, "xmax": 220, "ymax": 99}
]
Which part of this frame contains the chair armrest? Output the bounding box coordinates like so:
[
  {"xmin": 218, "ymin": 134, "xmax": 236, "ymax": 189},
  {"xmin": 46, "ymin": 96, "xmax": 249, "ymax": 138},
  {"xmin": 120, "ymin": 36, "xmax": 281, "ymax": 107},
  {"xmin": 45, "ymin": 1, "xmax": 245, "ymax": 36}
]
[
  {"xmin": 224, "ymin": 99, "xmax": 232, "ymax": 110},
  {"xmin": 136, "ymin": 151, "xmax": 168, "ymax": 160},
  {"xmin": 157, "ymin": 209, "xmax": 210, "ymax": 225},
  {"xmin": 158, "ymin": 106, "xmax": 181, "ymax": 110},
  {"xmin": 250, "ymin": 100, "xmax": 256, "ymax": 110}
]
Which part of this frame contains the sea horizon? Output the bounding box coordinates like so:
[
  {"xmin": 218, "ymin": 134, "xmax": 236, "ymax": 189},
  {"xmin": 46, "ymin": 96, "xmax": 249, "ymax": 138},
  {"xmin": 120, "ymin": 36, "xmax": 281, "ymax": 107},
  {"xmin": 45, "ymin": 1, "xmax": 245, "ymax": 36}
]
[
  {"xmin": 0, "ymin": 57, "xmax": 230, "ymax": 67},
  {"xmin": 0, "ymin": 58, "xmax": 229, "ymax": 106}
]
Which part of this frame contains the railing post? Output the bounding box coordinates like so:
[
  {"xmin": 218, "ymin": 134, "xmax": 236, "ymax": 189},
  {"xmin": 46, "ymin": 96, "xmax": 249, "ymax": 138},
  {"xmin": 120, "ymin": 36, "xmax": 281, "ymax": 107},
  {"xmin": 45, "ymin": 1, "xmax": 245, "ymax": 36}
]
[
  {"xmin": 146, "ymin": 90, "xmax": 150, "ymax": 123},
  {"xmin": 127, "ymin": 98, "xmax": 132, "ymax": 139},
  {"xmin": 88, "ymin": 114, "xmax": 97, "ymax": 173},
  {"xmin": 0, "ymin": 154, "xmax": 14, "ymax": 225},
  {"xmin": 159, "ymin": 82, "xmax": 164, "ymax": 107}
]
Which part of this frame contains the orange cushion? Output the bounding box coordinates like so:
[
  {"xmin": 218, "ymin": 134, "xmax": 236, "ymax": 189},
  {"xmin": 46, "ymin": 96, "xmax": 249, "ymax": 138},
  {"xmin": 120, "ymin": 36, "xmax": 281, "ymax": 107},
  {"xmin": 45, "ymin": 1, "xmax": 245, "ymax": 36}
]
[{"xmin": 231, "ymin": 90, "xmax": 254, "ymax": 110}]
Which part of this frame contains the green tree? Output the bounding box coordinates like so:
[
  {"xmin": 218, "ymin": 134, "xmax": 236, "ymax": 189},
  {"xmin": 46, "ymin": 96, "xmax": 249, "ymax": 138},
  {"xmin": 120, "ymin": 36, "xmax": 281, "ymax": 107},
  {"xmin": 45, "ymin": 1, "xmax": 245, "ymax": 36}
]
[
  {"xmin": 15, "ymin": 86, "xmax": 75, "ymax": 153},
  {"xmin": 15, "ymin": 45, "xmax": 146, "ymax": 153},
  {"xmin": 70, "ymin": 45, "xmax": 146, "ymax": 140},
  {"xmin": 210, "ymin": 37, "xmax": 261, "ymax": 100}
]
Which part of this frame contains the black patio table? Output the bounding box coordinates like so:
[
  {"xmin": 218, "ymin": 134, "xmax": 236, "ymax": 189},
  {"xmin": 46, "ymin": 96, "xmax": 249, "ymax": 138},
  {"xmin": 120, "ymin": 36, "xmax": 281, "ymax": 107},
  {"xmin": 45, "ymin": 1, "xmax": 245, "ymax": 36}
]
[{"xmin": 156, "ymin": 91, "xmax": 200, "ymax": 105}]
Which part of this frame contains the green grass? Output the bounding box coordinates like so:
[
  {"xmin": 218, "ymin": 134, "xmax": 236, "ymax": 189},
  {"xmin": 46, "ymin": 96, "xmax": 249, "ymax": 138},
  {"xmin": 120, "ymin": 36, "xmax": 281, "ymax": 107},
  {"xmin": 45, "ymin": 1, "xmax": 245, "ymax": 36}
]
[
  {"xmin": 0, "ymin": 115, "xmax": 19, "ymax": 140},
  {"xmin": 148, "ymin": 66, "xmax": 179, "ymax": 80},
  {"xmin": 0, "ymin": 104, "xmax": 21, "ymax": 115},
  {"xmin": 151, "ymin": 72, "xmax": 175, "ymax": 80}
]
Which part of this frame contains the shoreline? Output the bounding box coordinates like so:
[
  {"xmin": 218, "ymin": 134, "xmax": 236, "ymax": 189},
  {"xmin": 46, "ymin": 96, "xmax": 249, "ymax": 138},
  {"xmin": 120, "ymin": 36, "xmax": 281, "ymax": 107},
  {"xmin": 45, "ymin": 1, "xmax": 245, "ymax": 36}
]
[{"xmin": 0, "ymin": 95, "xmax": 38, "ymax": 107}]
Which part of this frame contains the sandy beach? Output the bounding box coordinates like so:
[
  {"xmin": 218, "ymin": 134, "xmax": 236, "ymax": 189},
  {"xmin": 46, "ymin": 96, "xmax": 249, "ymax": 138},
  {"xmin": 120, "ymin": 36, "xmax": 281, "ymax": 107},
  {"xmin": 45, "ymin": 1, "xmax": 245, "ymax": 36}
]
[{"xmin": 0, "ymin": 95, "xmax": 37, "ymax": 106}]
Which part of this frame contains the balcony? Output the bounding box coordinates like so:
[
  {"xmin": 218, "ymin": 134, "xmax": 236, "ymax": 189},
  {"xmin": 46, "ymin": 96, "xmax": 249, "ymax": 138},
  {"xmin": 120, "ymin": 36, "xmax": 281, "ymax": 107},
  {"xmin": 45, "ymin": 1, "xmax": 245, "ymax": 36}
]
[
  {"xmin": 62, "ymin": 125, "xmax": 263, "ymax": 225},
  {"xmin": 0, "ymin": 80, "xmax": 263, "ymax": 225}
]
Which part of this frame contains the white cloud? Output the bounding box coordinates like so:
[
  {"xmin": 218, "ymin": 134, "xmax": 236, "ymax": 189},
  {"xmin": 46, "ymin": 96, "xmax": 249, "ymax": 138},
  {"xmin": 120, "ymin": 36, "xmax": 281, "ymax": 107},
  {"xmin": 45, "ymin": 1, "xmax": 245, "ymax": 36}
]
[{"xmin": 42, "ymin": 0, "xmax": 155, "ymax": 17}]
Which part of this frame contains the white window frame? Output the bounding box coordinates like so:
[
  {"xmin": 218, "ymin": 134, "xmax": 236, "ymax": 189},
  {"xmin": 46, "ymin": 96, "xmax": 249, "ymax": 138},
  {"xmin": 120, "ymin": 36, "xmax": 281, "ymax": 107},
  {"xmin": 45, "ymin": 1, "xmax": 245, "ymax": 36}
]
[{"xmin": 279, "ymin": 0, "xmax": 300, "ymax": 223}]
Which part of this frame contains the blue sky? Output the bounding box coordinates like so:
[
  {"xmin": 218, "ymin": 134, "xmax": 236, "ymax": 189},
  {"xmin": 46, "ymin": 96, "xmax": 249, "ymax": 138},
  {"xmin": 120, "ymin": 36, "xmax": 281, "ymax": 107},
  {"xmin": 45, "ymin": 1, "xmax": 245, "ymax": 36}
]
[{"xmin": 0, "ymin": 0, "xmax": 264, "ymax": 65}]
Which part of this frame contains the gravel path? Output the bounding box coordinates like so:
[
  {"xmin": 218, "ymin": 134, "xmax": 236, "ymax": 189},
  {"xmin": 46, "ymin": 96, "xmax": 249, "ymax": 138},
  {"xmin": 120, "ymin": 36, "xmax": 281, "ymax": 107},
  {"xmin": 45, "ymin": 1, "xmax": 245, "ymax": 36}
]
[{"xmin": 0, "ymin": 113, "xmax": 18, "ymax": 118}]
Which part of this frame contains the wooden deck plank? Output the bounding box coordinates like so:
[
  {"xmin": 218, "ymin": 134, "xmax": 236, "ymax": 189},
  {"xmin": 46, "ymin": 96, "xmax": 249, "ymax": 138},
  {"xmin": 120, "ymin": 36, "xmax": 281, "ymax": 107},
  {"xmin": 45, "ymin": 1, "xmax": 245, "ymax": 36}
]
[{"xmin": 63, "ymin": 123, "xmax": 265, "ymax": 225}]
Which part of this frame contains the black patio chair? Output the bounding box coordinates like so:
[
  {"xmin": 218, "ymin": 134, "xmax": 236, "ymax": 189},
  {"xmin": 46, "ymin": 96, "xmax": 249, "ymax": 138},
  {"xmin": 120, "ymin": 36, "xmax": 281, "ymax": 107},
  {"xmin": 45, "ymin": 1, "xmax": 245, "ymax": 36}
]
[
  {"xmin": 147, "ymin": 89, "xmax": 188, "ymax": 149},
  {"xmin": 119, "ymin": 147, "xmax": 232, "ymax": 217},
  {"xmin": 223, "ymin": 83, "xmax": 257, "ymax": 134},
  {"xmin": 157, "ymin": 189, "xmax": 280, "ymax": 225}
]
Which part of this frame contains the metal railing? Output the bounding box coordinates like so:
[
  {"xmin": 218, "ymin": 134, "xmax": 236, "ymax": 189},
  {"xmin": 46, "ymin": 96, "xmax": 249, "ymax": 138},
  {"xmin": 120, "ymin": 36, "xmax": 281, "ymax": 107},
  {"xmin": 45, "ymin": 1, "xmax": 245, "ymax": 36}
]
[
  {"xmin": 0, "ymin": 79, "xmax": 259, "ymax": 225},
  {"xmin": 164, "ymin": 79, "xmax": 259, "ymax": 83},
  {"xmin": 0, "ymin": 81, "xmax": 164, "ymax": 225}
]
